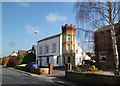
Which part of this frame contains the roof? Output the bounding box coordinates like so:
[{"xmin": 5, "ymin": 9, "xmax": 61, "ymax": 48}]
[
  {"xmin": 18, "ymin": 50, "xmax": 27, "ymax": 55},
  {"xmin": 95, "ymin": 23, "xmax": 120, "ymax": 33},
  {"xmin": 38, "ymin": 33, "xmax": 62, "ymax": 43}
]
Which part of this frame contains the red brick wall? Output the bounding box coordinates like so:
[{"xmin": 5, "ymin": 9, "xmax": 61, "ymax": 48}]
[{"xmin": 94, "ymin": 23, "xmax": 120, "ymax": 70}]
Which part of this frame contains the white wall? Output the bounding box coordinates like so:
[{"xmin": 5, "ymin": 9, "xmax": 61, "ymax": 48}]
[
  {"xmin": 37, "ymin": 34, "xmax": 62, "ymax": 67},
  {"xmin": 37, "ymin": 36, "xmax": 61, "ymax": 56},
  {"xmin": 75, "ymin": 43, "xmax": 91, "ymax": 65}
]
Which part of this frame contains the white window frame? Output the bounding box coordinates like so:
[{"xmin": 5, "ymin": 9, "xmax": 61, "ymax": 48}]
[{"xmin": 99, "ymin": 51, "xmax": 106, "ymax": 62}]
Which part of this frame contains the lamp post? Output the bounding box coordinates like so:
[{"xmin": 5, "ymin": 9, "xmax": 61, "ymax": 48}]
[{"xmin": 34, "ymin": 30, "xmax": 38, "ymax": 64}]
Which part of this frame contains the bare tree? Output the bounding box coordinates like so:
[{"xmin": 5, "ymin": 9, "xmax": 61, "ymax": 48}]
[{"xmin": 74, "ymin": 0, "xmax": 120, "ymax": 76}]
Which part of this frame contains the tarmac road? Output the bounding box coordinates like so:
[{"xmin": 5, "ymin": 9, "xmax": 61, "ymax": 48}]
[{"xmin": 2, "ymin": 66, "xmax": 85, "ymax": 86}]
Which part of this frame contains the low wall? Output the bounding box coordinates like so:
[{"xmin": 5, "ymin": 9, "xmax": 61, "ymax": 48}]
[
  {"xmin": 15, "ymin": 66, "xmax": 49, "ymax": 75},
  {"xmin": 65, "ymin": 71, "xmax": 120, "ymax": 84}
]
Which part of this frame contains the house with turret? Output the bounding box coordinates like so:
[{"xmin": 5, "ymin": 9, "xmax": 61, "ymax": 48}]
[{"xmin": 37, "ymin": 24, "xmax": 91, "ymax": 67}]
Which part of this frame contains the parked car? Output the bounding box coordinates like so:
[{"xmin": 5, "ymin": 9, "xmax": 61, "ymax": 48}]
[{"xmin": 25, "ymin": 62, "xmax": 39, "ymax": 68}]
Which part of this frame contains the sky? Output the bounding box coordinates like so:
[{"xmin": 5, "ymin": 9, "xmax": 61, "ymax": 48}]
[
  {"xmin": 1, "ymin": 1, "xmax": 120, "ymax": 57},
  {"xmin": 2, "ymin": 2, "xmax": 77, "ymax": 57}
]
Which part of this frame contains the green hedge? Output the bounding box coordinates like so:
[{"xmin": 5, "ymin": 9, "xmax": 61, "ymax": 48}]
[{"xmin": 17, "ymin": 53, "xmax": 36, "ymax": 65}]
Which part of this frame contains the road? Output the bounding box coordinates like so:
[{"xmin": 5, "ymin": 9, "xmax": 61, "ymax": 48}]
[{"xmin": 2, "ymin": 66, "xmax": 83, "ymax": 86}]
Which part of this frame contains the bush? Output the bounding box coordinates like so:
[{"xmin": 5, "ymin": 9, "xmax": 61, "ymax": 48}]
[
  {"xmin": 17, "ymin": 53, "xmax": 36, "ymax": 65},
  {"xmin": 76, "ymin": 67, "xmax": 81, "ymax": 72},
  {"xmin": 89, "ymin": 65, "xmax": 98, "ymax": 72},
  {"xmin": 2, "ymin": 59, "xmax": 5, "ymax": 65},
  {"xmin": 17, "ymin": 55, "xmax": 24, "ymax": 65}
]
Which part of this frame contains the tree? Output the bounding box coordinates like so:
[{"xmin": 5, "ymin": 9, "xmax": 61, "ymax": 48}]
[{"xmin": 75, "ymin": 0, "xmax": 120, "ymax": 76}]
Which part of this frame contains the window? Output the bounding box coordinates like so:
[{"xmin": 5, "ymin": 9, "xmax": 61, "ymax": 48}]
[
  {"xmin": 47, "ymin": 57, "xmax": 49, "ymax": 64},
  {"xmin": 68, "ymin": 57, "xmax": 70, "ymax": 63},
  {"xmin": 67, "ymin": 44, "xmax": 70, "ymax": 53},
  {"xmin": 73, "ymin": 35, "xmax": 75, "ymax": 41},
  {"xmin": 57, "ymin": 56, "xmax": 59, "ymax": 64},
  {"xmin": 52, "ymin": 43, "xmax": 56, "ymax": 53},
  {"xmin": 63, "ymin": 57, "xmax": 65, "ymax": 65},
  {"xmin": 67, "ymin": 35, "xmax": 71, "ymax": 42},
  {"xmin": 76, "ymin": 50, "xmax": 78, "ymax": 54},
  {"xmin": 81, "ymin": 52, "xmax": 84, "ymax": 55},
  {"xmin": 40, "ymin": 46, "xmax": 42, "ymax": 54},
  {"xmin": 45, "ymin": 45, "xmax": 49, "ymax": 54},
  {"xmin": 79, "ymin": 58, "xmax": 81, "ymax": 63},
  {"xmin": 99, "ymin": 51, "xmax": 106, "ymax": 62}
]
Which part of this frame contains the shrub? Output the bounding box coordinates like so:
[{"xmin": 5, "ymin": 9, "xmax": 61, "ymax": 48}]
[
  {"xmin": 76, "ymin": 67, "xmax": 81, "ymax": 72},
  {"xmin": 89, "ymin": 65, "xmax": 98, "ymax": 72},
  {"xmin": 2, "ymin": 59, "xmax": 5, "ymax": 65}
]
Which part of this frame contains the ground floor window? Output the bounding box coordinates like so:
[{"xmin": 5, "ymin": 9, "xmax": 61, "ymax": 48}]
[
  {"xmin": 99, "ymin": 51, "xmax": 106, "ymax": 62},
  {"xmin": 68, "ymin": 57, "xmax": 70, "ymax": 63},
  {"xmin": 62, "ymin": 57, "xmax": 65, "ymax": 65},
  {"xmin": 57, "ymin": 56, "xmax": 59, "ymax": 64},
  {"xmin": 40, "ymin": 57, "xmax": 42, "ymax": 66}
]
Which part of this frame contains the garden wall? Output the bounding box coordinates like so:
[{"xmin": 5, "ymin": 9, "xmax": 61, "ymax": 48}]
[
  {"xmin": 65, "ymin": 71, "xmax": 120, "ymax": 84},
  {"xmin": 15, "ymin": 66, "xmax": 49, "ymax": 75}
]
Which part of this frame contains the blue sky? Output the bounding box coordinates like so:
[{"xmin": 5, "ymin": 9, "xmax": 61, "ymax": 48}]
[{"xmin": 2, "ymin": 2, "xmax": 77, "ymax": 57}]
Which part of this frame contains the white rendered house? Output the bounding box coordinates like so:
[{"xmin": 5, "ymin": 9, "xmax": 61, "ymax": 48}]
[{"xmin": 37, "ymin": 24, "xmax": 91, "ymax": 67}]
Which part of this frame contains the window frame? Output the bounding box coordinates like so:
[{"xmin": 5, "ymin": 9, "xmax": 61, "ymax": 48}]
[
  {"xmin": 99, "ymin": 51, "xmax": 106, "ymax": 62},
  {"xmin": 67, "ymin": 35, "xmax": 71, "ymax": 42},
  {"xmin": 67, "ymin": 44, "xmax": 71, "ymax": 53},
  {"xmin": 45, "ymin": 45, "xmax": 49, "ymax": 54}
]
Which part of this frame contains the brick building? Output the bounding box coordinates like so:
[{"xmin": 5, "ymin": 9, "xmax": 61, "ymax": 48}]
[{"xmin": 94, "ymin": 23, "xmax": 120, "ymax": 70}]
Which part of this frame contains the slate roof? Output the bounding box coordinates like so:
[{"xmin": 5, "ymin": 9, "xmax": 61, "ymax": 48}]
[
  {"xmin": 95, "ymin": 22, "xmax": 120, "ymax": 33},
  {"xmin": 38, "ymin": 34, "xmax": 62, "ymax": 43}
]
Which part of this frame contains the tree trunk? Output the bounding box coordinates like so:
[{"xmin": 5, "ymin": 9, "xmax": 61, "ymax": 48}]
[{"xmin": 110, "ymin": 24, "xmax": 119, "ymax": 76}]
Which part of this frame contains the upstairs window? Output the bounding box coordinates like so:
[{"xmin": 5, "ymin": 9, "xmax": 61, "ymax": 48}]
[
  {"xmin": 52, "ymin": 43, "xmax": 56, "ymax": 53},
  {"xmin": 40, "ymin": 46, "xmax": 42, "ymax": 54},
  {"xmin": 99, "ymin": 51, "xmax": 106, "ymax": 62},
  {"xmin": 45, "ymin": 45, "xmax": 49, "ymax": 54},
  {"xmin": 67, "ymin": 35, "xmax": 71, "ymax": 42},
  {"xmin": 67, "ymin": 44, "xmax": 71, "ymax": 53}
]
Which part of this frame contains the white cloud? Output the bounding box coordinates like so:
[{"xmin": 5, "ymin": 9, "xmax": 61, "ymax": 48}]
[
  {"xmin": 25, "ymin": 24, "xmax": 39, "ymax": 34},
  {"xmin": 19, "ymin": 3, "xmax": 30, "ymax": 7},
  {"xmin": 46, "ymin": 12, "xmax": 67, "ymax": 22}
]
